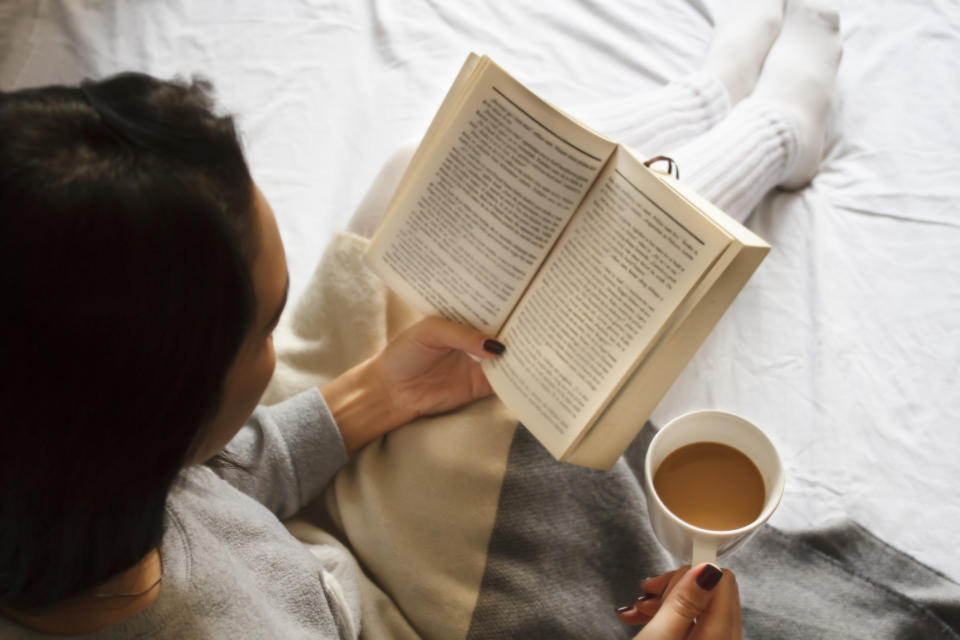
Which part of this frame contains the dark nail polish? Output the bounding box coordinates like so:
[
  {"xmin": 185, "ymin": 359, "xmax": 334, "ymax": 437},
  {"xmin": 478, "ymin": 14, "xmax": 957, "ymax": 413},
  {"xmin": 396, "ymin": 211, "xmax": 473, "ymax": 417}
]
[
  {"xmin": 615, "ymin": 604, "xmax": 635, "ymax": 614},
  {"xmin": 635, "ymin": 593, "xmax": 655, "ymax": 603},
  {"xmin": 695, "ymin": 564, "xmax": 724, "ymax": 591},
  {"xmin": 483, "ymin": 339, "xmax": 506, "ymax": 355}
]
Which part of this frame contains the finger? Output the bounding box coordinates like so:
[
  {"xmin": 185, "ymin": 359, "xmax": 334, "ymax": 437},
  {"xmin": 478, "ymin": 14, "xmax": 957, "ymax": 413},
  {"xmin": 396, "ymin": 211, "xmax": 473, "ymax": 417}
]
[
  {"xmin": 615, "ymin": 593, "xmax": 658, "ymax": 625},
  {"xmin": 658, "ymin": 565, "xmax": 690, "ymax": 602},
  {"xmin": 688, "ymin": 568, "xmax": 739, "ymax": 640},
  {"xmin": 639, "ymin": 570, "xmax": 678, "ymax": 598},
  {"xmin": 616, "ymin": 604, "xmax": 648, "ymax": 626},
  {"xmin": 414, "ymin": 316, "xmax": 505, "ymax": 359},
  {"xmin": 636, "ymin": 565, "xmax": 690, "ymax": 623},
  {"xmin": 639, "ymin": 564, "xmax": 724, "ymax": 639},
  {"xmin": 616, "ymin": 570, "xmax": 678, "ymax": 626}
]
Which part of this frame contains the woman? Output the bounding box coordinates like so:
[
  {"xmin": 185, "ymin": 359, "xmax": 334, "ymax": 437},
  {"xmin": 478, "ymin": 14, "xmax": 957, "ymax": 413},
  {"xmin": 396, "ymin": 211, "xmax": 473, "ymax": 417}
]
[{"xmin": 0, "ymin": 72, "xmax": 740, "ymax": 638}]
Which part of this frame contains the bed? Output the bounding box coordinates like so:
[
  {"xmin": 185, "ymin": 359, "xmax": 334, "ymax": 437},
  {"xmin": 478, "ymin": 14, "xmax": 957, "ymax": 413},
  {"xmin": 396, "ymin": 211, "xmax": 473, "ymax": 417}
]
[{"xmin": 3, "ymin": 0, "xmax": 958, "ymax": 633}]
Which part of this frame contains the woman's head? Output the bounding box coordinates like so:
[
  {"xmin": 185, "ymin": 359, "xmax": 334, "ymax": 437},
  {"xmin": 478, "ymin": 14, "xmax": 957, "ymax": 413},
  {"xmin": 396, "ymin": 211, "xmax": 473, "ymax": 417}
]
[{"xmin": 0, "ymin": 73, "xmax": 284, "ymax": 609}]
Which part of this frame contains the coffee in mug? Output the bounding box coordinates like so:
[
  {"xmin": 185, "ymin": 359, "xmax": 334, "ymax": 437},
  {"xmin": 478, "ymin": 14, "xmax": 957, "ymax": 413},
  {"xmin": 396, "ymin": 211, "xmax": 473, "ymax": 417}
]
[
  {"xmin": 652, "ymin": 442, "xmax": 765, "ymax": 531},
  {"xmin": 643, "ymin": 410, "xmax": 784, "ymax": 565}
]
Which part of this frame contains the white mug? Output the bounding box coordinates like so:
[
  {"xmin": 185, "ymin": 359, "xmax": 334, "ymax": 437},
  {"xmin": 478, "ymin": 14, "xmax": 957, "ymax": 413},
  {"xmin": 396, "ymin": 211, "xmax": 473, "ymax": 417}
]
[{"xmin": 643, "ymin": 410, "xmax": 785, "ymax": 566}]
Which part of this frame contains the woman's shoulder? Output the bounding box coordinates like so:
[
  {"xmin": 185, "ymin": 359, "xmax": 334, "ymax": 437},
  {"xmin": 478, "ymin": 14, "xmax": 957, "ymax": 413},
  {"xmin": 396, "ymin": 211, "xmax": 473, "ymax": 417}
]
[{"xmin": 166, "ymin": 463, "xmax": 286, "ymax": 541}]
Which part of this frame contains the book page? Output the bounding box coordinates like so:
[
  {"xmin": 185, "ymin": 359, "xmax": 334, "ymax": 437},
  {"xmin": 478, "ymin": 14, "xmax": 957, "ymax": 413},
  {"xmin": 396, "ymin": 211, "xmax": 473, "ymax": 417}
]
[
  {"xmin": 366, "ymin": 56, "xmax": 617, "ymax": 335},
  {"xmin": 483, "ymin": 147, "xmax": 732, "ymax": 457}
]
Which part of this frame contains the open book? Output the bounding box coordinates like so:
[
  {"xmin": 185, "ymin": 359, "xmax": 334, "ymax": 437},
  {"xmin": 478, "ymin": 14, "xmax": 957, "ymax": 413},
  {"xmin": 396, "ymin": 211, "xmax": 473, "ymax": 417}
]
[{"xmin": 365, "ymin": 54, "xmax": 770, "ymax": 470}]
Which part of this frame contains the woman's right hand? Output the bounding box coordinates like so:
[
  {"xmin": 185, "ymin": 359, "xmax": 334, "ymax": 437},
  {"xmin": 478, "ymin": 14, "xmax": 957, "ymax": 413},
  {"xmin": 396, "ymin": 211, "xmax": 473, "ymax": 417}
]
[{"xmin": 616, "ymin": 564, "xmax": 741, "ymax": 640}]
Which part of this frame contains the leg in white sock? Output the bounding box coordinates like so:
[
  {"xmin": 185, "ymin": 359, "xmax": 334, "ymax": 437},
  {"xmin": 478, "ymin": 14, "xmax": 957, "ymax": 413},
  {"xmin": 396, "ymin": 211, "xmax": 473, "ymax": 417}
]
[
  {"xmin": 702, "ymin": 0, "xmax": 786, "ymax": 104},
  {"xmin": 667, "ymin": 1, "xmax": 842, "ymax": 221},
  {"xmin": 349, "ymin": 1, "xmax": 816, "ymax": 232},
  {"xmin": 569, "ymin": 72, "xmax": 730, "ymax": 156},
  {"xmin": 572, "ymin": 0, "xmax": 784, "ymax": 154},
  {"xmin": 751, "ymin": 0, "xmax": 842, "ymax": 189},
  {"xmin": 668, "ymin": 101, "xmax": 797, "ymax": 222}
]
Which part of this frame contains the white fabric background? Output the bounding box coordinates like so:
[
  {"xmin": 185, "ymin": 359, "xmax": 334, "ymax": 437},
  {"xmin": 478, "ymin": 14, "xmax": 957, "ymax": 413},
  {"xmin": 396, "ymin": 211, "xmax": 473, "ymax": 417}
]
[{"xmin": 3, "ymin": 0, "xmax": 959, "ymax": 581}]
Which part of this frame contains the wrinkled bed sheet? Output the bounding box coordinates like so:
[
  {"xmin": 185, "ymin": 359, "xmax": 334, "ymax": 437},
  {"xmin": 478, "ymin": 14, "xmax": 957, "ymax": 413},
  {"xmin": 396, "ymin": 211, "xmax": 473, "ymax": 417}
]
[{"xmin": 2, "ymin": 0, "xmax": 958, "ymax": 580}]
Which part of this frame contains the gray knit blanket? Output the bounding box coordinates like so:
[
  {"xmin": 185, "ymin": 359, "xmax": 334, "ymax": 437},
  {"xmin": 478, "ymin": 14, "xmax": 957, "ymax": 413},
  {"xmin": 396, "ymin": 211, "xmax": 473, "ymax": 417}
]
[{"xmin": 465, "ymin": 425, "xmax": 960, "ymax": 639}]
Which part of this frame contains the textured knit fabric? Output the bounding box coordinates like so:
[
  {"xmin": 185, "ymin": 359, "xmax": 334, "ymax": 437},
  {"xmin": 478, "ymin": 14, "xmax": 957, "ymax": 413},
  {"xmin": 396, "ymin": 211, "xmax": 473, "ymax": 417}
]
[
  {"xmin": 464, "ymin": 427, "xmax": 960, "ymax": 639},
  {"xmin": 669, "ymin": 98, "xmax": 798, "ymax": 222},
  {"xmin": 571, "ymin": 73, "xmax": 800, "ymax": 223},
  {"xmin": 570, "ymin": 70, "xmax": 731, "ymax": 158},
  {"xmin": 0, "ymin": 388, "xmax": 358, "ymax": 640}
]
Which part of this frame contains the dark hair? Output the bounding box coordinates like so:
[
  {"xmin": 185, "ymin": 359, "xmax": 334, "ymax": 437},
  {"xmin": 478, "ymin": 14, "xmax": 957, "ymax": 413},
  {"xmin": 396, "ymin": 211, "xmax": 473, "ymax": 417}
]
[{"xmin": 0, "ymin": 73, "xmax": 257, "ymax": 609}]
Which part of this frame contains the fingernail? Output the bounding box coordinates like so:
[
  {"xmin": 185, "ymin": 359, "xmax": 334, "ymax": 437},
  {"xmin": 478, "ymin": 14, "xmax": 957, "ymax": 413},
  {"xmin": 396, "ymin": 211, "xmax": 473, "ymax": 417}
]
[
  {"xmin": 482, "ymin": 339, "xmax": 505, "ymax": 355},
  {"xmin": 615, "ymin": 604, "xmax": 635, "ymax": 615},
  {"xmin": 635, "ymin": 593, "xmax": 655, "ymax": 604},
  {"xmin": 695, "ymin": 564, "xmax": 724, "ymax": 591}
]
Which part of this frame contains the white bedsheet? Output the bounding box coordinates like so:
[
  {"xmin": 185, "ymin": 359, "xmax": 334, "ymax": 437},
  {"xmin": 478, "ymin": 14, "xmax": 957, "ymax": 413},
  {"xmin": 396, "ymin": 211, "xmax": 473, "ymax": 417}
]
[{"xmin": 3, "ymin": 0, "xmax": 959, "ymax": 581}]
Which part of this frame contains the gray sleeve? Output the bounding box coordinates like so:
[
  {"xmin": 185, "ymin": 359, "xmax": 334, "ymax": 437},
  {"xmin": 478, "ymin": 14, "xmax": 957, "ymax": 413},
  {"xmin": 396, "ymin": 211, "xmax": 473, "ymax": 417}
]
[{"xmin": 209, "ymin": 387, "xmax": 349, "ymax": 519}]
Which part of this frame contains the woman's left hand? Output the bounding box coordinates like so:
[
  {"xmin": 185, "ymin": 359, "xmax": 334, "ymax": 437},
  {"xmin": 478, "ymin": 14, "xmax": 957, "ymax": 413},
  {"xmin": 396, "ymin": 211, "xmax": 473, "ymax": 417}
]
[
  {"xmin": 319, "ymin": 316, "xmax": 504, "ymax": 453},
  {"xmin": 616, "ymin": 565, "xmax": 742, "ymax": 640}
]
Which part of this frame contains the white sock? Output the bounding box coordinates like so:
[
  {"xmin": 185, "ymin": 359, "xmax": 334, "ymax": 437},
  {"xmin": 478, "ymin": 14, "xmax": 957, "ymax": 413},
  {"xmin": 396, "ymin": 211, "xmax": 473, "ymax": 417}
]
[
  {"xmin": 751, "ymin": 0, "xmax": 842, "ymax": 190},
  {"xmin": 667, "ymin": 1, "xmax": 843, "ymax": 222},
  {"xmin": 346, "ymin": 144, "xmax": 416, "ymax": 238},
  {"xmin": 668, "ymin": 100, "xmax": 797, "ymax": 223},
  {"xmin": 702, "ymin": 0, "xmax": 785, "ymax": 104}
]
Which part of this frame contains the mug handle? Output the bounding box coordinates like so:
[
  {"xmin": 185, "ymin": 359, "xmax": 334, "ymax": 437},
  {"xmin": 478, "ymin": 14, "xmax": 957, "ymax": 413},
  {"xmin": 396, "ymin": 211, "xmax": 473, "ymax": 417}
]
[{"xmin": 691, "ymin": 537, "xmax": 717, "ymax": 566}]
